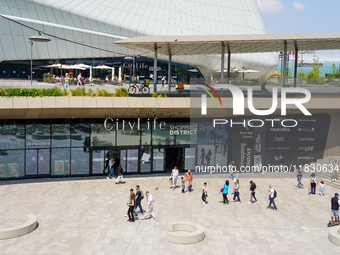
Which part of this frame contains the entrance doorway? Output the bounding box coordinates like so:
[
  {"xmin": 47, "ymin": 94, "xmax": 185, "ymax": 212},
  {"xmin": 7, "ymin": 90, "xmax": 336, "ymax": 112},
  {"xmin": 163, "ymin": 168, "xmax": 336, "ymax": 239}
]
[
  {"xmin": 92, "ymin": 148, "xmax": 120, "ymax": 175},
  {"xmin": 165, "ymin": 147, "xmax": 183, "ymax": 172},
  {"xmin": 26, "ymin": 149, "xmax": 50, "ymax": 177}
]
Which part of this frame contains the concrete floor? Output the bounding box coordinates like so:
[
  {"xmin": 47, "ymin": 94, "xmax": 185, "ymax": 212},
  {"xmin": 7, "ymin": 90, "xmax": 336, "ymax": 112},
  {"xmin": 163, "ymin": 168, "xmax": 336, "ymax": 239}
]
[{"xmin": 0, "ymin": 172, "xmax": 340, "ymax": 254}]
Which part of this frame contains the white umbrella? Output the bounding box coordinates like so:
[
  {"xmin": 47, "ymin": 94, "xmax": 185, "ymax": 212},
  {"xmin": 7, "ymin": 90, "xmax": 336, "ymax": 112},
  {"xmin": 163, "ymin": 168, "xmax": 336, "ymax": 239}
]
[
  {"xmin": 74, "ymin": 64, "xmax": 91, "ymax": 69},
  {"xmin": 112, "ymin": 67, "xmax": 115, "ymax": 81},
  {"xmin": 46, "ymin": 63, "xmax": 62, "ymax": 68},
  {"xmin": 93, "ymin": 65, "xmax": 111, "ymax": 69}
]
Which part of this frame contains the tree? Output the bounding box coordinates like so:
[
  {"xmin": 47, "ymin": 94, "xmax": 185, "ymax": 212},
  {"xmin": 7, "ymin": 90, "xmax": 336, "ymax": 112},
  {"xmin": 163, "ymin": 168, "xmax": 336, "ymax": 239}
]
[
  {"xmin": 331, "ymin": 63, "xmax": 337, "ymax": 76},
  {"xmin": 298, "ymin": 72, "xmax": 306, "ymax": 78},
  {"xmin": 306, "ymin": 55, "xmax": 325, "ymax": 84}
]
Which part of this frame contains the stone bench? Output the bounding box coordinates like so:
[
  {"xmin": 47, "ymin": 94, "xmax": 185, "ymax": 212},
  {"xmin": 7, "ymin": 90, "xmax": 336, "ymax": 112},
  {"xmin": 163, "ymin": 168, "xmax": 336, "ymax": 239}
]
[
  {"xmin": 167, "ymin": 221, "xmax": 205, "ymax": 244},
  {"xmin": 329, "ymin": 226, "xmax": 340, "ymax": 247},
  {"xmin": 0, "ymin": 214, "xmax": 37, "ymax": 240}
]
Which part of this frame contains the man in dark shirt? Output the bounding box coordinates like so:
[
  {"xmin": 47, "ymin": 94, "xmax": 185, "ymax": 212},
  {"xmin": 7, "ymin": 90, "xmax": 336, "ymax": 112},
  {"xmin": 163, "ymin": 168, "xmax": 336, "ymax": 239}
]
[
  {"xmin": 331, "ymin": 193, "xmax": 340, "ymax": 224},
  {"xmin": 115, "ymin": 164, "xmax": 125, "ymax": 184},
  {"xmin": 135, "ymin": 185, "xmax": 144, "ymax": 216}
]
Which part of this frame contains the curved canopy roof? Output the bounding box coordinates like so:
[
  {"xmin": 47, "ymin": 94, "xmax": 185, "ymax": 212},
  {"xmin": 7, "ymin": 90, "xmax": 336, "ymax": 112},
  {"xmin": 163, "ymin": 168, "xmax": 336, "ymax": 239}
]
[{"xmin": 114, "ymin": 33, "xmax": 340, "ymax": 56}]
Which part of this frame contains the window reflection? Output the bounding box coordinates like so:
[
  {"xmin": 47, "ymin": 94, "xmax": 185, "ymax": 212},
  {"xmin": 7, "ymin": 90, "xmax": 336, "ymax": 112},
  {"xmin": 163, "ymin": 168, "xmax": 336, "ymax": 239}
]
[
  {"xmin": 0, "ymin": 150, "xmax": 25, "ymax": 179},
  {"xmin": 0, "ymin": 120, "xmax": 25, "ymax": 150},
  {"xmin": 26, "ymin": 120, "xmax": 51, "ymax": 149},
  {"xmin": 51, "ymin": 148, "xmax": 70, "ymax": 176},
  {"xmin": 52, "ymin": 121, "xmax": 71, "ymax": 148}
]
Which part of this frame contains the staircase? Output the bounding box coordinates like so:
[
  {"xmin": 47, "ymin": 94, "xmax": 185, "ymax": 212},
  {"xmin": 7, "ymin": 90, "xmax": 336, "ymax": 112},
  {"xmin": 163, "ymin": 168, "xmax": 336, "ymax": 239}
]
[{"xmin": 308, "ymin": 156, "xmax": 340, "ymax": 189}]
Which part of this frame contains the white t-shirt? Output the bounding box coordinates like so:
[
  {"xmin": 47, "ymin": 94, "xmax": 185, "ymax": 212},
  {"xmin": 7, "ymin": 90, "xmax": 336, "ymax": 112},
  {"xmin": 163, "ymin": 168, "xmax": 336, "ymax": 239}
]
[
  {"xmin": 147, "ymin": 195, "xmax": 153, "ymax": 207},
  {"xmin": 172, "ymin": 169, "xmax": 178, "ymax": 177},
  {"xmin": 203, "ymin": 186, "xmax": 208, "ymax": 193},
  {"xmin": 270, "ymin": 188, "xmax": 275, "ymax": 198}
]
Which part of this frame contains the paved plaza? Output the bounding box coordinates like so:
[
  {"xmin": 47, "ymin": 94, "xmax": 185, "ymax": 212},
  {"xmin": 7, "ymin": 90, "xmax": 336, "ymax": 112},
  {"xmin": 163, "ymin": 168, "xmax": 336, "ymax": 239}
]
[{"xmin": 1, "ymin": 172, "xmax": 340, "ymax": 254}]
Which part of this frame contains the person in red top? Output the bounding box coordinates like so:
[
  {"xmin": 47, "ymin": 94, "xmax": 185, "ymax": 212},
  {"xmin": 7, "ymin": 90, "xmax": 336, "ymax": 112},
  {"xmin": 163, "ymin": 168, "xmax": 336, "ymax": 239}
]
[{"xmin": 185, "ymin": 170, "xmax": 193, "ymax": 194}]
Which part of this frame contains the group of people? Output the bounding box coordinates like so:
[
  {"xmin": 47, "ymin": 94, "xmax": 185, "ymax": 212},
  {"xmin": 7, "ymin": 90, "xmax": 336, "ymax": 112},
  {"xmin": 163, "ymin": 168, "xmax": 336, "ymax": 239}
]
[
  {"xmin": 170, "ymin": 167, "xmax": 194, "ymax": 194},
  {"xmin": 126, "ymin": 185, "xmax": 155, "ymax": 222},
  {"xmin": 296, "ymin": 165, "xmax": 326, "ymax": 196}
]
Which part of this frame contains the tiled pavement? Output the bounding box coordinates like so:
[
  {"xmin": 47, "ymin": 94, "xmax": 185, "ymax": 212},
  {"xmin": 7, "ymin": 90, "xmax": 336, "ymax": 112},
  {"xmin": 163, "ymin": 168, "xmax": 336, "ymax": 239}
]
[{"xmin": 0, "ymin": 172, "xmax": 340, "ymax": 255}]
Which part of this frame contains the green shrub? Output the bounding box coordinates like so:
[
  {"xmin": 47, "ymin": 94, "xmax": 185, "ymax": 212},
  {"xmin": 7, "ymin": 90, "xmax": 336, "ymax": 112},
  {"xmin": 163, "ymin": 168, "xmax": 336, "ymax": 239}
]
[
  {"xmin": 163, "ymin": 92, "xmax": 168, "ymax": 97},
  {"xmin": 96, "ymin": 88, "xmax": 104, "ymax": 97},
  {"xmin": 152, "ymin": 92, "xmax": 158, "ymax": 97},
  {"xmin": 101, "ymin": 89, "xmax": 111, "ymax": 97},
  {"xmin": 115, "ymin": 88, "xmax": 128, "ymax": 97}
]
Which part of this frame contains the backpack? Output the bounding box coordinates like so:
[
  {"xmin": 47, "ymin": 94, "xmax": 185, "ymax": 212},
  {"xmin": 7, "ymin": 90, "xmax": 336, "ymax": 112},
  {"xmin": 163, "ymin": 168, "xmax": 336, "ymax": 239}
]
[
  {"xmin": 274, "ymin": 189, "xmax": 277, "ymax": 198},
  {"xmin": 140, "ymin": 190, "xmax": 144, "ymax": 200}
]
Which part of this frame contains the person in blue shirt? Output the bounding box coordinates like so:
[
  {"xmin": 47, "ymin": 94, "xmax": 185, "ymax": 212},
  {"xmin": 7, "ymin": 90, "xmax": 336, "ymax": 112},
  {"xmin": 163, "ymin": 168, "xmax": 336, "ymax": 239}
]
[
  {"xmin": 222, "ymin": 180, "xmax": 229, "ymax": 204},
  {"xmin": 135, "ymin": 185, "xmax": 144, "ymax": 216}
]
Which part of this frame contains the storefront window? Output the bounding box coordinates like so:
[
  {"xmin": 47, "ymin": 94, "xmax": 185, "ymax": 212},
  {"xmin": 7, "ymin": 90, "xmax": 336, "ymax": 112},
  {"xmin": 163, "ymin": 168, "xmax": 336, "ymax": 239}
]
[
  {"xmin": 26, "ymin": 120, "xmax": 51, "ymax": 149},
  {"xmin": 52, "ymin": 121, "xmax": 71, "ymax": 148},
  {"xmin": 198, "ymin": 144, "xmax": 215, "ymax": 166},
  {"xmin": 198, "ymin": 122, "xmax": 214, "ymax": 144},
  {"xmin": 152, "ymin": 122, "xmax": 174, "ymax": 145},
  {"xmin": 0, "ymin": 150, "xmax": 25, "ymax": 179},
  {"xmin": 71, "ymin": 148, "xmax": 89, "ymax": 175},
  {"xmin": 0, "ymin": 120, "xmax": 25, "ymax": 150},
  {"xmin": 172, "ymin": 123, "xmax": 197, "ymax": 145},
  {"xmin": 71, "ymin": 120, "xmax": 90, "ymax": 148},
  {"xmin": 141, "ymin": 123, "xmax": 151, "ymax": 147},
  {"xmin": 51, "ymin": 148, "xmax": 71, "ymax": 176},
  {"xmin": 91, "ymin": 123, "xmax": 115, "ymax": 147},
  {"xmin": 117, "ymin": 122, "xmax": 140, "ymax": 146}
]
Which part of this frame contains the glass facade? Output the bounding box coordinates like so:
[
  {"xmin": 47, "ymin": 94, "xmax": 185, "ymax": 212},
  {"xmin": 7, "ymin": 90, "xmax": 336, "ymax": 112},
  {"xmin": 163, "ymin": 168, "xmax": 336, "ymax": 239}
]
[{"xmin": 0, "ymin": 117, "xmax": 232, "ymax": 180}]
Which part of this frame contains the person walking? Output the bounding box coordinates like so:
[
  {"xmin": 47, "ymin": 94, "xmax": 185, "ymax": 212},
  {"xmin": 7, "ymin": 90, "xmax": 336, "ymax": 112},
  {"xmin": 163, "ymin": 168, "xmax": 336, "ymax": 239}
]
[
  {"xmin": 296, "ymin": 165, "xmax": 304, "ymax": 188},
  {"xmin": 141, "ymin": 191, "xmax": 155, "ymax": 220},
  {"xmin": 309, "ymin": 173, "xmax": 317, "ymax": 195},
  {"xmin": 331, "ymin": 193, "xmax": 340, "ymax": 224},
  {"xmin": 161, "ymin": 75, "xmax": 165, "ymax": 86},
  {"xmin": 249, "ymin": 180, "xmax": 258, "ymax": 204},
  {"xmin": 266, "ymin": 184, "xmax": 277, "ymax": 211},
  {"xmin": 171, "ymin": 166, "xmax": 179, "ymax": 190},
  {"xmin": 106, "ymin": 158, "xmax": 115, "ymax": 179},
  {"xmin": 116, "ymin": 164, "xmax": 125, "ymax": 184},
  {"xmin": 77, "ymin": 73, "xmax": 82, "ymax": 86},
  {"xmin": 223, "ymin": 139, "xmax": 228, "ymax": 156},
  {"xmin": 222, "ymin": 180, "xmax": 229, "ymax": 204},
  {"xmin": 202, "ymin": 182, "xmax": 208, "ymax": 204},
  {"xmin": 332, "ymin": 159, "xmax": 339, "ymax": 182},
  {"xmin": 319, "ymin": 181, "xmax": 325, "ymax": 196},
  {"xmin": 185, "ymin": 170, "xmax": 193, "ymax": 194},
  {"xmin": 232, "ymin": 179, "xmax": 241, "ymax": 203},
  {"xmin": 135, "ymin": 185, "xmax": 144, "ymax": 216},
  {"xmin": 127, "ymin": 189, "xmax": 135, "ymax": 222}
]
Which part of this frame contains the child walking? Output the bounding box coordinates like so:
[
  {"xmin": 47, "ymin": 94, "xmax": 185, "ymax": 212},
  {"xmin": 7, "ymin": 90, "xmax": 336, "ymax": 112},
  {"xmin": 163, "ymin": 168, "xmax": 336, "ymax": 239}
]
[
  {"xmin": 181, "ymin": 177, "xmax": 185, "ymax": 193},
  {"xmin": 202, "ymin": 182, "xmax": 208, "ymax": 204},
  {"xmin": 319, "ymin": 181, "xmax": 325, "ymax": 196}
]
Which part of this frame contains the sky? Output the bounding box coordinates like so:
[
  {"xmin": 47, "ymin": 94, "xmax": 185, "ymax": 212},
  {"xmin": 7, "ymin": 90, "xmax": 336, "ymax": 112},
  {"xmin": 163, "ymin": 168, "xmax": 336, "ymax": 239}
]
[{"xmin": 256, "ymin": 0, "xmax": 340, "ymax": 34}]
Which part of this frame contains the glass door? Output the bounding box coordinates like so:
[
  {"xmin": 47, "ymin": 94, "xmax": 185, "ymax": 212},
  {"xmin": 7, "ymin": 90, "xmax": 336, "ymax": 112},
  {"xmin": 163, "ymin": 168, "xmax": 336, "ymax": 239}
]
[
  {"xmin": 26, "ymin": 150, "xmax": 37, "ymax": 177},
  {"xmin": 185, "ymin": 147, "xmax": 196, "ymax": 171},
  {"xmin": 120, "ymin": 149, "xmax": 138, "ymax": 174},
  {"xmin": 153, "ymin": 148, "xmax": 164, "ymax": 172},
  {"xmin": 38, "ymin": 149, "xmax": 50, "ymax": 176},
  {"xmin": 26, "ymin": 149, "xmax": 51, "ymax": 177},
  {"xmin": 92, "ymin": 150, "xmax": 104, "ymax": 174}
]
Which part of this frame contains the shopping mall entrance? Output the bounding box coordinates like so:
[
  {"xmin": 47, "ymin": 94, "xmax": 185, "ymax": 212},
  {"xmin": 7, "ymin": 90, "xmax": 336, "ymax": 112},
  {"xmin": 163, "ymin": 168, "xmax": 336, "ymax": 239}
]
[{"xmin": 165, "ymin": 147, "xmax": 183, "ymax": 172}]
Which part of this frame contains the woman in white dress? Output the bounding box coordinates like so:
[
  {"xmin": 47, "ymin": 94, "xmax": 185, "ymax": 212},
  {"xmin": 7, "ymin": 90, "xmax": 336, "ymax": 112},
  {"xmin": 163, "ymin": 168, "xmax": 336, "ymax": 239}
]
[{"xmin": 171, "ymin": 166, "xmax": 179, "ymax": 190}]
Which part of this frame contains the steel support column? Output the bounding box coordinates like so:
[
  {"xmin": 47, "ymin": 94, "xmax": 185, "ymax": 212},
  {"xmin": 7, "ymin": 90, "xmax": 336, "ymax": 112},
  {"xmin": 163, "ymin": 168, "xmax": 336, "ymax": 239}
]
[
  {"xmin": 221, "ymin": 42, "xmax": 225, "ymax": 85},
  {"xmin": 294, "ymin": 41, "xmax": 298, "ymax": 87},
  {"xmin": 168, "ymin": 44, "xmax": 171, "ymax": 92},
  {"xmin": 154, "ymin": 43, "xmax": 158, "ymax": 93},
  {"xmin": 283, "ymin": 40, "xmax": 287, "ymax": 87},
  {"xmin": 227, "ymin": 42, "xmax": 231, "ymax": 84}
]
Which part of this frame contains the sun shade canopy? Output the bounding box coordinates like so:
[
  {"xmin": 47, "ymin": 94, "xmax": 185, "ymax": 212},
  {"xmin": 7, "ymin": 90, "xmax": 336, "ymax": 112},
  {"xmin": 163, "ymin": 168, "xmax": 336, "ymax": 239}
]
[{"xmin": 114, "ymin": 33, "xmax": 340, "ymax": 55}]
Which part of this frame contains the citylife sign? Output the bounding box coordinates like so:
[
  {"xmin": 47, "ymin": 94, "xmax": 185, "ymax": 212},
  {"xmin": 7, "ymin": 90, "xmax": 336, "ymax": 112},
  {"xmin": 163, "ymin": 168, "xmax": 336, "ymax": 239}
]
[
  {"xmin": 103, "ymin": 118, "xmax": 196, "ymax": 136},
  {"xmin": 202, "ymin": 85, "xmax": 311, "ymax": 116}
]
